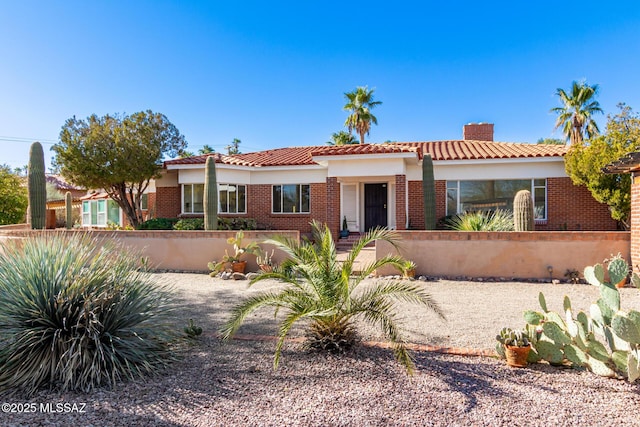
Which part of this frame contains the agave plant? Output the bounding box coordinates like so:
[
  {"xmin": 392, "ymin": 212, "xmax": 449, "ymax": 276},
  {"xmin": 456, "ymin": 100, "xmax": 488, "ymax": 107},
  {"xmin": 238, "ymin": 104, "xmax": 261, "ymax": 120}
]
[
  {"xmin": 220, "ymin": 220, "xmax": 445, "ymax": 373},
  {"xmin": 446, "ymin": 209, "xmax": 514, "ymax": 231},
  {"xmin": 0, "ymin": 233, "xmax": 176, "ymax": 396}
]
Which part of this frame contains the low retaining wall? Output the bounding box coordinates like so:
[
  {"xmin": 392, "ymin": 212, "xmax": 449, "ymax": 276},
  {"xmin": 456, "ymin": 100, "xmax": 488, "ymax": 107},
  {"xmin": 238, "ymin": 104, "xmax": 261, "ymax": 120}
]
[
  {"xmin": 0, "ymin": 229, "xmax": 299, "ymax": 273},
  {"xmin": 376, "ymin": 231, "xmax": 631, "ymax": 280}
]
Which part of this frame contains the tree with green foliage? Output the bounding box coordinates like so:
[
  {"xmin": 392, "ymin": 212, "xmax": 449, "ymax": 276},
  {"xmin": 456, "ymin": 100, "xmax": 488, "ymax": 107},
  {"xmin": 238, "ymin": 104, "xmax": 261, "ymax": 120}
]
[
  {"xmin": 53, "ymin": 110, "xmax": 186, "ymax": 228},
  {"xmin": 564, "ymin": 104, "xmax": 640, "ymax": 229},
  {"xmin": 221, "ymin": 220, "xmax": 444, "ymax": 373},
  {"xmin": 326, "ymin": 130, "xmax": 359, "ymax": 146},
  {"xmin": 551, "ymin": 80, "xmax": 603, "ymax": 145},
  {"xmin": 0, "ymin": 165, "xmax": 28, "ymax": 225},
  {"xmin": 226, "ymin": 138, "xmax": 241, "ymax": 155},
  {"xmin": 536, "ymin": 137, "xmax": 565, "ymax": 145},
  {"xmin": 343, "ymin": 86, "xmax": 382, "ymax": 144}
]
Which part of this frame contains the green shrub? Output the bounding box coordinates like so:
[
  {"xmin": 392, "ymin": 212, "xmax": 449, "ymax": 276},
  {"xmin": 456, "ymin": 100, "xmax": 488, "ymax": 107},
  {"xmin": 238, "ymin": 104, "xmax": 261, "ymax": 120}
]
[
  {"xmin": 137, "ymin": 217, "xmax": 179, "ymax": 230},
  {"xmin": 173, "ymin": 218, "xmax": 205, "ymax": 230},
  {"xmin": 446, "ymin": 209, "xmax": 514, "ymax": 231},
  {"xmin": 218, "ymin": 217, "xmax": 258, "ymax": 230},
  {"xmin": 0, "ymin": 233, "xmax": 176, "ymax": 396}
]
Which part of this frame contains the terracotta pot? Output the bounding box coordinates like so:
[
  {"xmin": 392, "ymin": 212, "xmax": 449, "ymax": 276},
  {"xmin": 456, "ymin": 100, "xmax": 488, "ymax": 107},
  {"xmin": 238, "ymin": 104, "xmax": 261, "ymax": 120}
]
[
  {"xmin": 404, "ymin": 269, "xmax": 416, "ymax": 279},
  {"xmin": 504, "ymin": 344, "xmax": 531, "ymax": 368},
  {"xmin": 231, "ymin": 261, "xmax": 247, "ymax": 274},
  {"xmin": 259, "ymin": 264, "xmax": 273, "ymax": 273},
  {"xmin": 616, "ymin": 278, "xmax": 627, "ymax": 289}
]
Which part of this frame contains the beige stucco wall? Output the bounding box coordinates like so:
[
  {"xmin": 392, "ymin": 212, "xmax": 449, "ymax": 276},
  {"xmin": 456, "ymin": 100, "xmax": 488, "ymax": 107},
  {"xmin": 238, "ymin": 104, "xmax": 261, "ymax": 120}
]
[
  {"xmin": 376, "ymin": 231, "xmax": 631, "ymax": 279},
  {"xmin": 0, "ymin": 229, "xmax": 298, "ymax": 273}
]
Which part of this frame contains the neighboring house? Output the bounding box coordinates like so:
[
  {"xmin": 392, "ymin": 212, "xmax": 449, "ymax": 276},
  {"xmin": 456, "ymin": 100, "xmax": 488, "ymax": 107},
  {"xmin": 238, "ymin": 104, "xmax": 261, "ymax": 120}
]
[
  {"xmin": 45, "ymin": 175, "xmax": 87, "ymax": 228},
  {"xmin": 80, "ymin": 185, "xmax": 155, "ymax": 228},
  {"xmin": 157, "ymin": 123, "xmax": 616, "ymax": 237}
]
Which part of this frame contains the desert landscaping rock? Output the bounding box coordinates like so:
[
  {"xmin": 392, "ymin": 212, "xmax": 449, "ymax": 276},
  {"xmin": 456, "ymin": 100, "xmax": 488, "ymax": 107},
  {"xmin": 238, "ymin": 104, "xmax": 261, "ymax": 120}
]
[{"xmin": 2, "ymin": 273, "xmax": 640, "ymax": 426}]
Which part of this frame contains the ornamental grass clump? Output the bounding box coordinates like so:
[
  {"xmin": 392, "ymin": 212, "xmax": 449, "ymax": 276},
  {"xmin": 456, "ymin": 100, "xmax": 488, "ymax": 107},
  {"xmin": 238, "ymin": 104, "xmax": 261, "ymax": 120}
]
[
  {"xmin": 446, "ymin": 209, "xmax": 514, "ymax": 231},
  {"xmin": 0, "ymin": 233, "xmax": 176, "ymax": 396},
  {"xmin": 220, "ymin": 220, "xmax": 445, "ymax": 374}
]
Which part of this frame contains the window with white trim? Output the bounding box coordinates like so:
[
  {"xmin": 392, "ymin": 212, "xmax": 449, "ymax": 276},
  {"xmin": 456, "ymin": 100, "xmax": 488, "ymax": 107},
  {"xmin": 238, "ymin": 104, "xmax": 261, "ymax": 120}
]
[
  {"xmin": 82, "ymin": 199, "xmax": 120, "ymax": 227},
  {"xmin": 182, "ymin": 183, "xmax": 246, "ymax": 214},
  {"xmin": 219, "ymin": 184, "xmax": 246, "ymax": 214},
  {"xmin": 272, "ymin": 184, "xmax": 310, "ymax": 213},
  {"xmin": 446, "ymin": 179, "xmax": 547, "ymax": 220}
]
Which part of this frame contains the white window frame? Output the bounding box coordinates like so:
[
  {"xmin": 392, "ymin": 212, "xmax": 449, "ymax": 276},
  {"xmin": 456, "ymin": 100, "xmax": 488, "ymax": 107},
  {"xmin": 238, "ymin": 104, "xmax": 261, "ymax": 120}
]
[
  {"xmin": 219, "ymin": 184, "xmax": 247, "ymax": 214},
  {"xmin": 272, "ymin": 184, "xmax": 311, "ymax": 214},
  {"xmin": 182, "ymin": 183, "xmax": 247, "ymax": 214},
  {"xmin": 446, "ymin": 179, "xmax": 547, "ymax": 221}
]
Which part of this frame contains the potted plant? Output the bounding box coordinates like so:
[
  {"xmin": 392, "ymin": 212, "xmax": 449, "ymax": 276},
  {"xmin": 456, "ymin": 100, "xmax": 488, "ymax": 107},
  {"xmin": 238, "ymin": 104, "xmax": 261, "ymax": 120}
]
[
  {"xmin": 496, "ymin": 327, "xmax": 531, "ymax": 368},
  {"xmin": 340, "ymin": 216, "xmax": 349, "ymax": 238},
  {"xmin": 402, "ymin": 260, "xmax": 417, "ymax": 279},
  {"xmin": 256, "ymin": 249, "xmax": 275, "ymax": 273},
  {"xmin": 208, "ymin": 230, "xmax": 260, "ymax": 275}
]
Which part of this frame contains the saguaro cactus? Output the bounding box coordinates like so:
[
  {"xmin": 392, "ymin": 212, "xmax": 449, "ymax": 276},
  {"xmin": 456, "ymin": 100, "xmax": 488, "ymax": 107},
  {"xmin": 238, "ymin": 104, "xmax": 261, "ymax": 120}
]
[
  {"xmin": 422, "ymin": 154, "xmax": 436, "ymax": 230},
  {"xmin": 65, "ymin": 191, "xmax": 73, "ymax": 229},
  {"xmin": 513, "ymin": 189, "xmax": 534, "ymax": 231},
  {"xmin": 203, "ymin": 156, "xmax": 218, "ymax": 230},
  {"xmin": 28, "ymin": 141, "xmax": 46, "ymax": 229}
]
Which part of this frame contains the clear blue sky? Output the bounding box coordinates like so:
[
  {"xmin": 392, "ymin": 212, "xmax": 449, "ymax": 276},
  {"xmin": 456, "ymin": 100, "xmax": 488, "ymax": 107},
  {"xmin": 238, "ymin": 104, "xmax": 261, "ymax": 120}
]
[{"xmin": 1, "ymin": 1, "xmax": 639, "ymax": 170}]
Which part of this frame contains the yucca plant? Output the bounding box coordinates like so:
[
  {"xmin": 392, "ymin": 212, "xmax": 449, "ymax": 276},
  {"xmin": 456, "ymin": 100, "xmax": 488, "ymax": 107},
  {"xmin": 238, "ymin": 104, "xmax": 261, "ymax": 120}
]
[
  {"xmin": 220, "ymin": 220, "xmax": 445, "ymax": 374},
  {"xmin": 0, "ymin": 233, "xmax": 176, "ymax": 396},
  {"xmin": 446, "ymin": 209, "xmax": 514, "ymax": 231}
]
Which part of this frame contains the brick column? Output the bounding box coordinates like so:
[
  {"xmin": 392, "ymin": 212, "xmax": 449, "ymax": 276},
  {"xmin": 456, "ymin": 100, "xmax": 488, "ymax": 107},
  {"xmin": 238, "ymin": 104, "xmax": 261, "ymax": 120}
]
[
  {"xmin": 631, "ymin": 174, "xmax": 640, "ymax": 272},
  {"xmin": 155, "ymin": 186, "xmax": 181, "ymax": 218},
  {"xmin": 326, "ymin": 177, "xmax": 340, "ymax": 240},
  {"xmin": 395, "ymin": 175, "xmax": 407, "ymax": 230}
]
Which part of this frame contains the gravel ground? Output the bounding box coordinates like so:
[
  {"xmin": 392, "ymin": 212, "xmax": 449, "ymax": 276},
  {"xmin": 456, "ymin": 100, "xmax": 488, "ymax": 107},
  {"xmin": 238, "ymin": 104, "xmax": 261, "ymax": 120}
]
[{"xmin": 2, "ymin": 273, "xmax": 640, "ymax": 426}]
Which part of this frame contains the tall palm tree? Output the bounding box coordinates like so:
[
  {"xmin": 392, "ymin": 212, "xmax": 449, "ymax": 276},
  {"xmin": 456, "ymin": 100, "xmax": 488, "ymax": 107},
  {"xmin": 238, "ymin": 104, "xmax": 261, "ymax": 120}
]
[
  {"xmin": 326, "ymin": 130, "xmax": 359, "ymax": 146},
  {"xmin": 551, "ymin": 81, "xmax": 603, "ymax": 145},
  {"xmin": 343, "ymin": 86, "xmax": 382, "ymax": 144},
  {"xmin": 220, "ymin": 220, "xmax": 444, "ymax": 373}
]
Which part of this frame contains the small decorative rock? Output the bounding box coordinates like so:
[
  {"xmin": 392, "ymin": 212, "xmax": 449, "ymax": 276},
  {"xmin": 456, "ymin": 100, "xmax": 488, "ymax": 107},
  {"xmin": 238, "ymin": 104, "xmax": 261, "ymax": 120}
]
[
  {"xmin": 220, "ymin": 271, "xmax": 232, "ymax": 280},
  {"xmin": 232, "ymin": 272, "xmax": 247, "ymax": 281},
  {"xmin": 418, "ymin": 275, "xmax": 427, "ymax": 281},
  {"xmin": 246, "ymin": 272, "xmax": 259, "ymax": 281},
  {"xmin": 552, "ymin": 279, "xmax": 560, "ymax": 285}
]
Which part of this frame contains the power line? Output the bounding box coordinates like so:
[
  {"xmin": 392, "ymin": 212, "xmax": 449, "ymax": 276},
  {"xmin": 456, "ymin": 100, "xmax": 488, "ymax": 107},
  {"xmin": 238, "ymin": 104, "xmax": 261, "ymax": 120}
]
[{"xmin": 0, "ymin": 136, "xmax": 57, "ymax": 145}]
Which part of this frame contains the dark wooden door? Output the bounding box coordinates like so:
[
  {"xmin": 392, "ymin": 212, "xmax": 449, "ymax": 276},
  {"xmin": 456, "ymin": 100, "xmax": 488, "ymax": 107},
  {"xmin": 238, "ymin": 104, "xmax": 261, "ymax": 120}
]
[{"xmin": 365, "ymin": 183, "xmax": 388, "ymax": 231}]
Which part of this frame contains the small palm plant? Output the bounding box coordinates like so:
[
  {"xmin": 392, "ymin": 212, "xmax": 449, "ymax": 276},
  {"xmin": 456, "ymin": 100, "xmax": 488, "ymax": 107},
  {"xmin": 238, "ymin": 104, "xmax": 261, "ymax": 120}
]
[
  {"xmin": 220, "ymin": 220, "xmax": 445, "ymax": 373},
  {"xmin": 0, "ymin": 233, "xmax": 176, "ymax": 396}
]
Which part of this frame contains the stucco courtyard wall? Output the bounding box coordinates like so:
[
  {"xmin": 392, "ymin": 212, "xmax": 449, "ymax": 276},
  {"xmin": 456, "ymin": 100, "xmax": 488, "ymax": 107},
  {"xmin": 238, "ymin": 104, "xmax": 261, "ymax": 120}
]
[
  {"xmin": 376, "ymin": 231, "xmax": 631, "ymax": 280},
  {"xmin": 0, "ymin": 229, "xmax": 299, "ymax": 273}
]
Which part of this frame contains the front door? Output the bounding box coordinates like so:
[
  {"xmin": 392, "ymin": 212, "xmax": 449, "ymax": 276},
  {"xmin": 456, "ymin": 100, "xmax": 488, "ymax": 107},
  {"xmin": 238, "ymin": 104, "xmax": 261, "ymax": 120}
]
[{"xmin": 364, "ymin": 183, "xmax": 387, "ymax": 231}]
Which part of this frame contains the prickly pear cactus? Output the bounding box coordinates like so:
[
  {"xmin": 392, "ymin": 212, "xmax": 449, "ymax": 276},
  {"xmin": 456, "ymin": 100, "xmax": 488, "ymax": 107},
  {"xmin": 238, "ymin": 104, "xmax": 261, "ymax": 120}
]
[
  {"xmin": 28, "ymin": 141, "xmax": 46, "ymax": 229},
  {"xmin": 203, "ymin": 156, "xmax": 218, "ymax": 231},
  {"xmin": 513, "ymin": 189, "xmax": 534, "ymax": 231},
  {"xmin": 520, "ymin": 256, "xmax": 640, "ymax": 382}
]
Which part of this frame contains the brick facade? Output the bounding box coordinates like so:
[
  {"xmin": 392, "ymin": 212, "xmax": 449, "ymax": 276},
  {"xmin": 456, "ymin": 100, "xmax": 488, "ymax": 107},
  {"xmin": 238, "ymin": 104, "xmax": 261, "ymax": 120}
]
[
  {"xmin": 538, "ymin": 177, "xmax": 617, "ymax": 231},
  {"xmin": 326, "ymin": 177, "xmax": 340, "ymax": 239},
  {"xmin": 406, "ymin": 177, "xmax": 616, "ymax": 231},
  {"xmin": 155, "ymin": 187, "xmax": 181, "ymax": 219},
  {"xmin": 245, "ymin": 183, "xmax": 328, "ymax": 236},
  {"xmin": 154, "ymin": 176, "xmax": 617, "ymax": 235},
  {"xmin": 395, "ymin": 175, "xmax": 407, "ymax": 230}
]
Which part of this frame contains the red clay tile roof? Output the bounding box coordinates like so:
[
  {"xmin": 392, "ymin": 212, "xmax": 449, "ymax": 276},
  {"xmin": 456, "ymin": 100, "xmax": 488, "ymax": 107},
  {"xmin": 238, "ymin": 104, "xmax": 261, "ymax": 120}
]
[
  {"xmin": 45, "ymin": 174, "xmax": 85, "ymax": 191},
  {"xmin": 164, "ymin": 141, "xmax": 567, "ymax": 168},
  {"xmin": 399, "ymin": 140, "xmax": 567, "ymax": 161}
]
